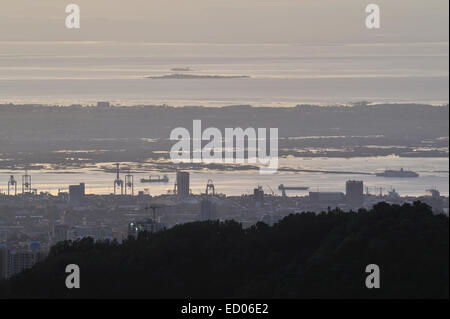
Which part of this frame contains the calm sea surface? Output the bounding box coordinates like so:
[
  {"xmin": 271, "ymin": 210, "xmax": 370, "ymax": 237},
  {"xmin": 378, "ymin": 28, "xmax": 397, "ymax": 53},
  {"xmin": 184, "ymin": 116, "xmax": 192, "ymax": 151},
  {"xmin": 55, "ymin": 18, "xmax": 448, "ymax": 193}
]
[{"xmin": 0, "ymin": 41, "xmax": 448, "ymax": 106}]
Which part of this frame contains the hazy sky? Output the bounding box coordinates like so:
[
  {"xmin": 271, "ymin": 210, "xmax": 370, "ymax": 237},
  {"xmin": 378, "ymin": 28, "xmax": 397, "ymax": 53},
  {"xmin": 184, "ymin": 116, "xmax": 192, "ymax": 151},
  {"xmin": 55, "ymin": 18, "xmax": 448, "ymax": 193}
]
[{"xmin": 0, "ymin": 0, "xmax": 448, "ymax": 43}]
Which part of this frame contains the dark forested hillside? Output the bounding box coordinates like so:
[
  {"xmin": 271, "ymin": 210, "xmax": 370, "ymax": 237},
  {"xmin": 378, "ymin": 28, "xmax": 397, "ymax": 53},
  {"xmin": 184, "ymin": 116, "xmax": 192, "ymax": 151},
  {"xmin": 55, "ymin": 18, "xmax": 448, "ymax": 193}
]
[{"xmin": 0, "ymin": 201, "xmax": 448, "ymax": 299}]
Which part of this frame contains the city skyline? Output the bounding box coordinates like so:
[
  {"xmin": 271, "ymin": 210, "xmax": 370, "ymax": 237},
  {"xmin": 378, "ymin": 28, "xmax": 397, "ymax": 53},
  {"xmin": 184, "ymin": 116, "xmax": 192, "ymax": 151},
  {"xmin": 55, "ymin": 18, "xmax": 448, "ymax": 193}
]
[{"xmin": 0, "ymin": 1, "xmax": 448, "ymax": 301}]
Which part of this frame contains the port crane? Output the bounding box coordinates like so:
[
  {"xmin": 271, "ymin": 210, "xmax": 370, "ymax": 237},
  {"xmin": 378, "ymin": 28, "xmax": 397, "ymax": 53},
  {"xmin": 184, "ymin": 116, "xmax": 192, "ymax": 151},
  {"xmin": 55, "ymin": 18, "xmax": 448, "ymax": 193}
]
[
  {"xmin": 22, "ymin": 170, "xmax": 32, "ymax": 194},
  {"xmin": 113, "ymin": 163, "xmax": 124, "ymax": 195},
  {"xmin": 365, "ymin": 186, "xmax": 385, "ymax": 197},
  {"xmin": 7, "ymin": 175, "xmax": 17, "ymax": 196},
  {"xmin": 205, "ymin": 179, "xmax": 215, "ymax": 196},
  {"xmin": 124, "ymin": 168, "xmax": 134, "ymax": 196}
]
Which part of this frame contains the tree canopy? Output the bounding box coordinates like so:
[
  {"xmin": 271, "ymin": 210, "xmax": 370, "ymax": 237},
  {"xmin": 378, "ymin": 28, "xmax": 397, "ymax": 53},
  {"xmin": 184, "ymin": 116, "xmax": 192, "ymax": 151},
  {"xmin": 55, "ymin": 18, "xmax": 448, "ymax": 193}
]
[{"xmin": 0, "ymin": 201, "xmax": 448, "ymax": 299}]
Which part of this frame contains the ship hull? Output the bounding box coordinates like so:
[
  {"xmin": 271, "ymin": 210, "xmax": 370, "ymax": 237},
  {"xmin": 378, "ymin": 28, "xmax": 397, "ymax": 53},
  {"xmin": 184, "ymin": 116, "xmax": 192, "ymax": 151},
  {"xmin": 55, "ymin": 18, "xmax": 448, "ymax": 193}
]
[{"xmin": 375, "ymin": 173, "xmax": 419, "ymax": 178}]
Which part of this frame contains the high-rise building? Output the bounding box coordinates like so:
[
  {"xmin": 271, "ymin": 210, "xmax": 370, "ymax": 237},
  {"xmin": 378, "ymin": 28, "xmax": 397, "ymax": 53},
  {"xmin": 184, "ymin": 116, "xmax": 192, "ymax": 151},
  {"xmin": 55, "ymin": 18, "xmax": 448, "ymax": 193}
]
[
  {"xmin": 346, "ymin": 180, "xmax": 364, "ymax": 207},
  {"xmin": 253, "ymin": 186, "xmax": 264, "ymax": 208},
  {"xmin": 0, "ymin": 244, "xmax": 7, "ymax": 280},
  {"xmin": 5, "ymin": 243, "xmax": 44, "ymax": 279},
  {"xmin": 200, "ymin": 199, "xmax": 218, "ymax": 221},
  {"xmin": 53, "ymin": 224, "xmax": 70, "ymax": 243},
  {"xmin": 69, "ymin": 183, "xmax": 85, "ymax": 206},
  {"xmin": 176, "ymin": 171, "xmax": 190, "ymax": 197}
]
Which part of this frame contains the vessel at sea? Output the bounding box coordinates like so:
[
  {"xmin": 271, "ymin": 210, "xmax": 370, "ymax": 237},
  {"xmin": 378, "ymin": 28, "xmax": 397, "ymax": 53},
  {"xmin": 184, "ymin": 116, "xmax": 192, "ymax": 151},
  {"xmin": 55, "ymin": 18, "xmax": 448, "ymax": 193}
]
[
  {"xmin": 278, "ymin": 184, "xmax": 309, "ymax": 190},
  {"xmin": 140, "ymin": 175, "xmax": 169, "ymax": 183},
  {"xmin": 375, "ymin": 168, "xmax": 419, "ymax": 178}
]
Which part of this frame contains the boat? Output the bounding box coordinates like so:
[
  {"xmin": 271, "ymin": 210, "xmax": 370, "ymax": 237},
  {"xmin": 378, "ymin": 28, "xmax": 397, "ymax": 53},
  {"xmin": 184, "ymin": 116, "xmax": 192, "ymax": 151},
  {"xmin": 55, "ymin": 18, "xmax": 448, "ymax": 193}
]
[
  {"xmin": 375, "ymin": 168, "xmax": 419, "ymax": 178},
  {"xmin": 278, "ymin": 184, "xmax": 309, "ymax": 190},
  {"xmin": 140, "ymin": 175, "xmax": 169, "ymax": 183}
]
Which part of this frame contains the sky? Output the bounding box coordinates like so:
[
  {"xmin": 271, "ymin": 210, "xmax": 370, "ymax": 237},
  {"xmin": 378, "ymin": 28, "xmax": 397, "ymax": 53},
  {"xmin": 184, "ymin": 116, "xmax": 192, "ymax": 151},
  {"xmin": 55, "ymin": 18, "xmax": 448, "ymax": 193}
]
[{"xmin": 0, "ymin": 0, "xmax": 448, "ymax": 43}]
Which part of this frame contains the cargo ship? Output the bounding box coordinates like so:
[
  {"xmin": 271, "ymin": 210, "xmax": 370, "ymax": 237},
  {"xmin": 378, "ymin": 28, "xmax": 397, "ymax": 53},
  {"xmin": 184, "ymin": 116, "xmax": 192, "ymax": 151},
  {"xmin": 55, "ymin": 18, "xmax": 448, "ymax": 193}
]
[
  {"xmin": 140, "ymin": 175, "xmax": 169, "ymax": 183},
  {"xmin": 278, "ymin": 184, "xmax": 309, "ymax": 191},
  {"xmin": 375, "ymin": 168, "xmax": 419, "ymax": 178}
]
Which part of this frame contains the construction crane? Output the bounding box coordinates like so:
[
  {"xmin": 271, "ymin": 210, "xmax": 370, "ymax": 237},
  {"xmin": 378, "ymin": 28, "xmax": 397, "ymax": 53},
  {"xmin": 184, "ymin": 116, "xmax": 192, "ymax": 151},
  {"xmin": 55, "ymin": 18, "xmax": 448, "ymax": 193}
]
[{"xmin": 266, "ymin": 184, "xmax": 275, "ymax": 196}]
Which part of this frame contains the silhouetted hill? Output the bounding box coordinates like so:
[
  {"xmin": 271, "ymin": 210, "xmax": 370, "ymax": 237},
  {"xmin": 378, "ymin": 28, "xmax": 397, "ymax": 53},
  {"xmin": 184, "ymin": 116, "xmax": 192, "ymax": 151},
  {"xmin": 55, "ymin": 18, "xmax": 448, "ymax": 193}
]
[{"xmin": 0, "ymin": 201, "xmax": 448, "ymax": 299}]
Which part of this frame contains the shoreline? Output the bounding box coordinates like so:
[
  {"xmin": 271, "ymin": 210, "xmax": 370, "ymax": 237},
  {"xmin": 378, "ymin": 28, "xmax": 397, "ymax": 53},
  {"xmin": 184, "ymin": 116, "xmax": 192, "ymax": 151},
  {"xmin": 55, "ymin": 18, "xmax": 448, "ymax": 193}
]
[{"xmin": 1, "ymin": 101, "xmax": 448, "ymax": 108}]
